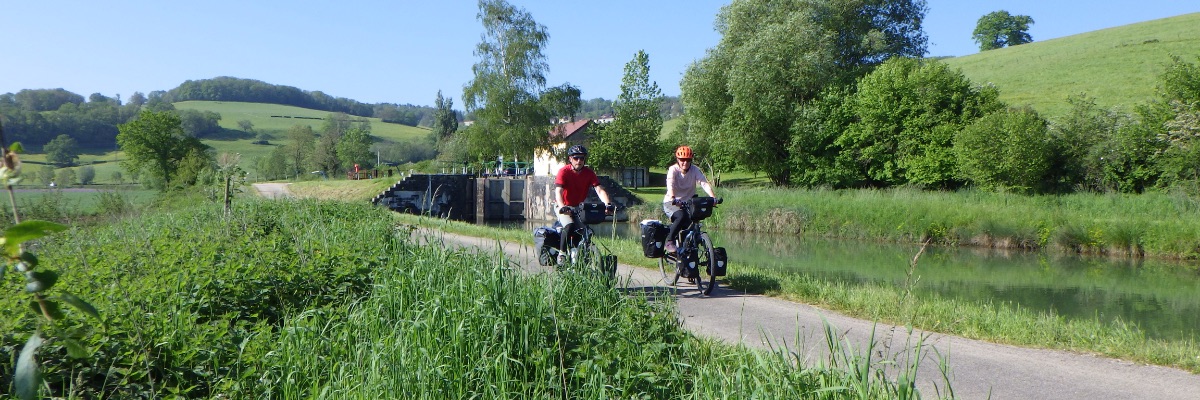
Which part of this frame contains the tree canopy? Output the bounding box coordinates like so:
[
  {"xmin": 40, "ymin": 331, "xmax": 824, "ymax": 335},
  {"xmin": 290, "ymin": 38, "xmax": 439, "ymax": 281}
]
[
  {"xmin": 972, "ymin": 10, "xmax": 1034, "ymax": 51},
  {"xmin": 459, "ymin": 0, "xmax": 579, "ymax": 162},
  {"xmin": 680, "ymin": 0, "xmax": 929, "ymax": 185},
  {"xmin": 116, "ymin": 110, "xmax": 212, "ymax": 190},
  {"xmin": 590, "ymin": 50, "xmax": 663, "ymax": 172},
  {"xmin": 43, "ymin": 134, "xmax": 80, "ymax": 167}
]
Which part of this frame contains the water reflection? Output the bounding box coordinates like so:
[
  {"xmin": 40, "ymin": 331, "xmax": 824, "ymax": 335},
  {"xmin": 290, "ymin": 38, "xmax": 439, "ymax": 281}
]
[{"xmin": 488, "ymin": 220, "xmax": 1200, "ymax": 341}]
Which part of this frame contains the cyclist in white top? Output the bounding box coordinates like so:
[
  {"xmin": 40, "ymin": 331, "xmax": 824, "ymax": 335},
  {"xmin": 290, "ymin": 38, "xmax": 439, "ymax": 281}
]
[{"xmin": 662, "ymin": 145, "xmax": 717, "ymax": 253}]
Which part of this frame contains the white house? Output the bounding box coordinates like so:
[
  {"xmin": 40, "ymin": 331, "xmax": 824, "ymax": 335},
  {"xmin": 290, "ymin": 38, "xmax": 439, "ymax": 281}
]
[{"xmin": 533, "ymin": 119, "xmax": 593, "ymax": 177}]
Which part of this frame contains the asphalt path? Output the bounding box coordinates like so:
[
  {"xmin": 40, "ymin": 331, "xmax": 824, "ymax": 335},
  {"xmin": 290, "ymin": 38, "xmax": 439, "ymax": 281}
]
[
  {"xmin": 253, "ymin": 183, "xmax": 1200, "ymax": 399},
  {"xmin": 419, "ymin": 231, "xmax": 1200, "ymax": 400}
]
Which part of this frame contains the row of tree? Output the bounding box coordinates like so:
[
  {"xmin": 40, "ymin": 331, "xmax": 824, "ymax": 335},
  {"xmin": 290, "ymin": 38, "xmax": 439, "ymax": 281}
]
[
  {"xmin": 253, "ymin": 114, "xmax": 376, "ymax": 181},
  {"xmin": 437, "ymin": 0, "xmax": 1199, "ymax": 197},
  {"xmin": 673, "ymin": 0, "xmax": 1200, "ymax": 194},
  {"xmin": 162, "ymin": 77, "xmax": 438, "ymax": 126}
]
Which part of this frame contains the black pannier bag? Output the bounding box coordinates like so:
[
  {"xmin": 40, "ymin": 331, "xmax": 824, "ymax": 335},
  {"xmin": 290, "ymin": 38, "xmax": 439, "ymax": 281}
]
[
  {"xmin": 677, "ymin": 250, "xmax": 699, "ymax": 279},
  {"xmin": 688, "ymin": 197, "xmax": 716, "ymax": 221},
  {"xmin": 640, "ymin": 220, "xmax": 668, "ymax": 258},
  {"xmin": 581, "ymin": 203, "xmax": 606, "ymax": 224},
  {"xmin": 534, "ymin": 227, "xmax": 562, "ymax": 266},
  {"xmin": 710, "ymin": 247, "xmax": 728, "ymax": 276}
]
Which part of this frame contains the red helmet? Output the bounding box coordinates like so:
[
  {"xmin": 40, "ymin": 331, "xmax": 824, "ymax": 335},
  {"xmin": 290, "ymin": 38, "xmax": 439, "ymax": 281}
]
[{"xmin": 675, "ymin": 146, "xmax": 693, "ymax": 159}]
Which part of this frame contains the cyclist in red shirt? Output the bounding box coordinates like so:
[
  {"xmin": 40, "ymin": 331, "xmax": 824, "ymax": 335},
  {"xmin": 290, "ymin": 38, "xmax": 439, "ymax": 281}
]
[{"xmin": 554, "ymin": 145, "xmax": 614, "ymax": 254}]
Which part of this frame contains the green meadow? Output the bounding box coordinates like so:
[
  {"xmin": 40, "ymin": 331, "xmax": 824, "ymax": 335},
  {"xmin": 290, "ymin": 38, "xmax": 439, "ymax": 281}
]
[
  {"xmin": 174, "ymin": 100, "xmax": 432, "ymax": 162},
  {"xmin": 944, "ymin": 13, "xmax": 1200, "ymax": 118}
]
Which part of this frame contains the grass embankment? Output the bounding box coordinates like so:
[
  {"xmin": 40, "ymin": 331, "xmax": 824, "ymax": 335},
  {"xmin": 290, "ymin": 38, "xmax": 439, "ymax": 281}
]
[
  {"xmin": 717, "ymin": 187, "xmax": 1200, "ymax": 259},
  {"xmin": 1, "ymin": 197, "xmax": 936, "ymax": 398}
]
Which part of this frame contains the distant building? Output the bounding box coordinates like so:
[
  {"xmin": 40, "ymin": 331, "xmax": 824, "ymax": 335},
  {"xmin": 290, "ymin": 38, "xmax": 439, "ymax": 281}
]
[
  {"xmin": 532, "ymin": 117, "xmax": 648, "ymax": 188},
  {"xmin": 534, "ymin": 118, "xmax": 592, "ymax": 177}
]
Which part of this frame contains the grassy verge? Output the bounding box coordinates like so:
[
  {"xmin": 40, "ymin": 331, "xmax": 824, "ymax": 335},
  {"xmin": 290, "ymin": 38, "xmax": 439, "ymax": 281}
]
[
  {"xmin": 286, "ymin": 178, "xmax": 1200, "ymax": 371},
  {"xmin": 392, "ymin": 213, "xmax": 1200, "ymax": 373},
  {"xmin": 1, "ymin": 197, "xmax": 939, "ymax": 398},
  {"xmin": 715, "ymin": 186, "xmax": 1200, "ymax": 259}
]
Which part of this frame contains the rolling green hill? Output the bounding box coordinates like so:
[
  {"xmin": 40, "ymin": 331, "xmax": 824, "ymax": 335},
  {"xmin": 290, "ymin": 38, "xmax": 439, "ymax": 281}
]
[
  {"xmin": 174, "ymin": 101, "xmax": 431, "ymax": 162},
  {"xmin": 942, "ymin": 13, "xmax": 1200, "ymax": 119}
]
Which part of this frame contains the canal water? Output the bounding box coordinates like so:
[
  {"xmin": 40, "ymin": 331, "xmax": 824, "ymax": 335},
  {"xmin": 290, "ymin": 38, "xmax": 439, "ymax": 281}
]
[{"xmin": 494, "ymin": 220, "xmax": 1200, "ymax": 341}]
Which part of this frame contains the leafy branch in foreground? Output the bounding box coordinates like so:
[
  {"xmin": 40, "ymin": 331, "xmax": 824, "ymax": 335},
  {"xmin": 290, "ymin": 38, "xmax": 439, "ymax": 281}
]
[{"xmin": 1, "ymin": 122, "xmax": 101, "ymax": 400}]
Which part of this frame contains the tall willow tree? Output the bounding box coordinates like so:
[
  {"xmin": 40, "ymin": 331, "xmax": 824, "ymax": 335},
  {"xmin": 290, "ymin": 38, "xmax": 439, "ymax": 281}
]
[
  {"xmin": 680, "ymin": 0, "xmax": 929, "ymax": 186},
  {"xmin": 460, "ymin": 0, "xmax": 579, "ymax": 162}
]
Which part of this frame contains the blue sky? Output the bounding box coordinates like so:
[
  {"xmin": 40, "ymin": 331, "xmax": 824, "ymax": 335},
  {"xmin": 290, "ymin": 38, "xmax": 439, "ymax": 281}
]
[{"xmin": 1, "ymin": 1, "xmax": 1196, "ymax": 108}]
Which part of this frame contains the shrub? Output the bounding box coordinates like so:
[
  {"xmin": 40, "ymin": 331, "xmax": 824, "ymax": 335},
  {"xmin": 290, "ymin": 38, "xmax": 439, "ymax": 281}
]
[{"xmin": 955, "ymin": 107, "xmax": 1052, "ymax": 193}]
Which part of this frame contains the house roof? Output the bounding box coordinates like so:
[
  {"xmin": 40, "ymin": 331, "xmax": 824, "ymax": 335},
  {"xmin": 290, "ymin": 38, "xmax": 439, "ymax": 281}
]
[{"xmin": 549, "ymin": 119, "xmax": 591, "ymax": 139}]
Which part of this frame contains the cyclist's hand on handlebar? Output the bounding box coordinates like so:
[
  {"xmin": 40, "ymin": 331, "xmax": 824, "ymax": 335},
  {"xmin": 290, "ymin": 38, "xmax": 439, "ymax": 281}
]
[
  {"xmin": 558, "ymin": 206, "xmax": 573, "ymax": 215},
  {"xmin": 604, "ymin": 203, "xmax": 615, "ymax": 215}
]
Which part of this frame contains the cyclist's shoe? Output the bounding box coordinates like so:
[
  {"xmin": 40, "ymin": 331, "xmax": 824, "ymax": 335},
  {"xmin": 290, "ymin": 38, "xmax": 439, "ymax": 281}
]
[
  {"xmin": 556, "ymin": 253, "xmax": 567, "ymax": 266},
  {"xmin": 664, "ymin": 241, "xmax": 677, "ymax": 254}
]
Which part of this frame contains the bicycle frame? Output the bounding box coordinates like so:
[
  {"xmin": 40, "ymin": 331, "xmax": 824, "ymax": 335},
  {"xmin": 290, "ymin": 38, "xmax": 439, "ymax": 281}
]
[
  {"xmin": 660, "ymin": 198, "xmax": 720, "ymax": 295},
  {"xmin": 557, "ymin": 208, "xmax": 617, "ymax": 283}
]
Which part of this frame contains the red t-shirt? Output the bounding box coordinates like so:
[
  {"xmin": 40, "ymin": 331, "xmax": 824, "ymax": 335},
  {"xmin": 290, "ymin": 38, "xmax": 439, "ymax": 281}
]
[{"xmin": 555, "ymin": 165, "xmax": 599, "ymax": 207}]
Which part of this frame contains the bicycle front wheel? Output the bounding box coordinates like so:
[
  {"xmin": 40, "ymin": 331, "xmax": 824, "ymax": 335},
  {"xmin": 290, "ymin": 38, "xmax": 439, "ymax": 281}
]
[{"xmin": 697, "ymin": 232, "xmax": 718, "ymax": 295}]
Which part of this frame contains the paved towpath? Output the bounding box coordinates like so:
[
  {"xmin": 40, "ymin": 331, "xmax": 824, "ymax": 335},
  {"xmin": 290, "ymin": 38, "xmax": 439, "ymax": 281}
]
[{"xmin": 424, "ymin": 231, "xmax": 1200, "ymax": 400}]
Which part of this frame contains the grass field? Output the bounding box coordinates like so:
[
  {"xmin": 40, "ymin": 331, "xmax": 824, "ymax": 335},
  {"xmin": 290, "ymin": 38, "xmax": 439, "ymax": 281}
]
[
  {"xmin": 175, "ymin": 101, "xmax": 432, "ymax": 163},
  {"xmin": 943, "ymin": 13, "xmax": 1200, "ymax": 119},
  {"xmin": 15, "ymin": 101, "xmax": 433, "ymax": 186}
]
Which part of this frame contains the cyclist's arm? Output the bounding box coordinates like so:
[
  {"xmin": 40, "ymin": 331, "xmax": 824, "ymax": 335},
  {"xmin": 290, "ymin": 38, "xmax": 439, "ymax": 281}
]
[
  {"xmin": 664, "ymin": 166, "xmax": 677, "ymax": 200},
  {"xmin": 553, "ymin": 185, "xmax": 567, "ymax": 210},
  {"xmin": 699, "ymin": 180, "xmax": 716, "ymax": 198},
  {"xmin": 593, "ymin": 184, "xmax": 613, "ymax": 207}
]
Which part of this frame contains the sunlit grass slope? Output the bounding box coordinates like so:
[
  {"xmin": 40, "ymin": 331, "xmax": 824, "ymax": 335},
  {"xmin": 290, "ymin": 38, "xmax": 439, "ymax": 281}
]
[
  {"xmin": 175, "ymin": 101, "xmax": 431, "ymax": 162},
  {"xmin": 943, "ymin": 13, "xmax": 1200, "ymax": 119}
]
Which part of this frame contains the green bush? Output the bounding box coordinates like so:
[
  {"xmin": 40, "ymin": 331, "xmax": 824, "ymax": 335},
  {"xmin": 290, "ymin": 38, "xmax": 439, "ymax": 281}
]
[
  {"xmin": 955, "ymin": 107, "xmax": 1052, "ymax": 193},
  {"xmin": 0, "ymin": 199, "xmax": 388, "ymax": 398}
]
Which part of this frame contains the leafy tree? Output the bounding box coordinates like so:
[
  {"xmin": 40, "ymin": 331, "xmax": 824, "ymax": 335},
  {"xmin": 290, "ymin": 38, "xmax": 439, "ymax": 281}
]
[
  {"xmin": 177, "ymin": 109, "xmax": 222, "ymax": 137},
  {"xmin": 43, "ymin": 134, "xmax": 80, "ymax": 167},
  {"xmin": 430, "ymin": 90, "xmax": 458, "ymax": 139},
  {"xmin": 256, "ymin": 150, "xmax": 289, "ymax": 181},
  {"xmin": 285, "ymin": 124, "xmax": 317, "ymax": 177},
  {"xmin": 126, "ymin": 92, "xmax": 147, "ymax": 107},
  {"xmin": 110, "ymin": 170, "xmax": 123, "ymax": 184},
  {"xmin": 54, "ymin": 168, "xmax": 77, "ymax": 186},
  {"xmin": 955, "ymin": 107, "xmax": 1052, "ymax": 193},
  {"xmin": 1140, "ymin": 55, "xmax": 1200, "ymax": 189},
  {"xmin": 313, "ymin": 131, "xmax": 341, "ymax": 175},
  {"xmin": 336, "ymin": 126, "xmax": 374, "ymax": 170},
  {"xmin": 116, "ymin": 110, "xmax": 212, "ymax": 190},
  {"xmin": 590, "ymin": 50, "xmax": 663, "ymax": 174},
  {"xmin": 837, "ymin": 57, "xmax": 1002, "ymax": 188},
  {"xmin": 972, "ymin": 10, "xmax": 1034, "ymax": 51},
  {"xmin": 680, "ymin": 0, "xmax": 929, "ymax": 186},
  {"xmin": 1048, "ymin": 95, "xmax": 1129, "ymax": 192},
  {"xmin": 238, "ymin": 119, "xmax": 254, "ymax": 132},
  {"xmin": 37, "ymin": 165, "xmax": 55, "ymax": 186},
  {"xmin": 460, "ymin": 0, "xmax": 577, "ymax": 161},
  {"xmin": 540, "ymin": 83, "xmax": 582, "ymax": 121},
  {"xmin": 78, "ymin": 165, "xmax": 95, "ymax": 185},
  {"xmin": 14, "ymin": 89, "xmax": 84, "ymax": 112}
]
